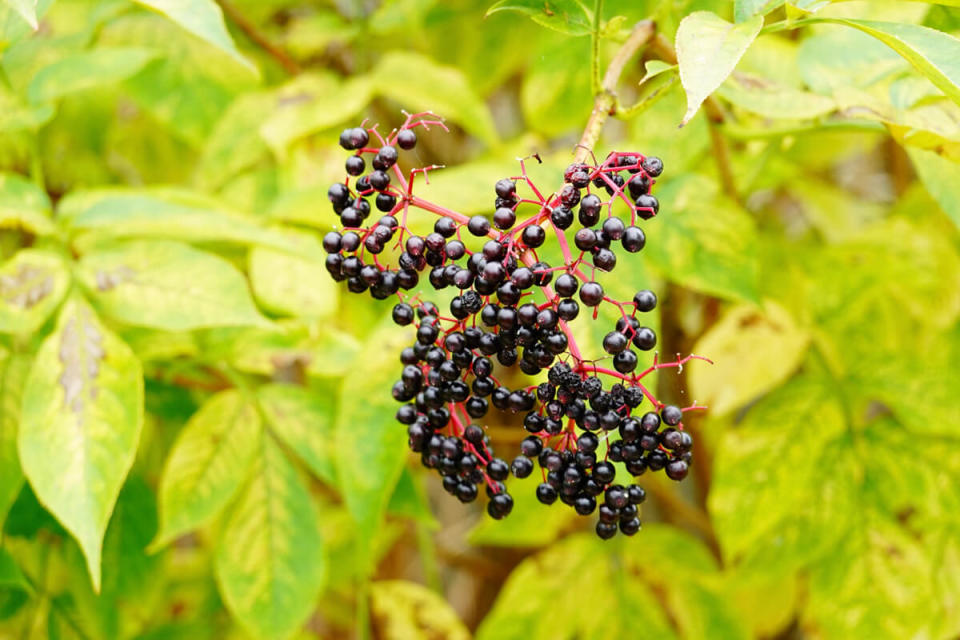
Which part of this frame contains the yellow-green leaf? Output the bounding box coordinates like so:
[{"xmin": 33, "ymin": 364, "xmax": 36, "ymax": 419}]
[
  {"xmin": 0, "ymin": 249, "xmax": 70, "ymax": 334},
  {"xmin": 249, "ymin": 248, "xmax": 339, "ymax": 319},
  {"xmin": 257, "ymin": 383, "xmax": 336, "ymax": 485},
  {"xmin": 370, "ymin": 580, "xmax": 470, "ymax": 640},
  {"xmin": 19, "ymin": 296, "xmax": 144, "ymax": 591},
  {"xmin": 0, "ymin": 172, "xmax": 54, "ymax": 235},
  {"xmin": 27, "ymin": 48, "xmax": 158, "ymax": 104},
  {"xmin": 718, "ymin": 72, "xmax": 836, "ymax": 119},
  {"xmin": 485, "ymin": 0, "xmax": 593, "ymax": 36},
  {"xmin": 3, "ymin": 0, "xmax": 37, "ymax": 29},
  {"xmin": 78, "ymin": 240, "xmax": 268, "ymax": 331},
  {"xmin": 908, "ymin": 147, "xmax": 960, "ymax": 230},
  {"xmin": 690, "ymin": 302, "xmax": 809, "ymax": 415},
  {"xmin": 215, "ymin": 433, "xmax": 325, "ymax": 640},
  {"xmin": 0, "ymin": 351, "xmax": 28, "ymax": 530},
  {"xmin": 813, "ymin": 18, "xmax": 960, "ymax": 106},
  {"xmin": 676, "ymin": 11, "xmax": 763, "ymax": 125},
  {"xmin": 134, "ymin": 0, "xmax": 254, "ymax": 72},
  {"xmin": 153, "ymin": 390, "xmax": 261, "ymax": 548}
]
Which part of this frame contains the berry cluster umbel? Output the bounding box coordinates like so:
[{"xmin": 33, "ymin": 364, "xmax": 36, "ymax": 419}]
[{"xmin": 323, "ymin": 112, "xmax": 710, "ymax": 539}]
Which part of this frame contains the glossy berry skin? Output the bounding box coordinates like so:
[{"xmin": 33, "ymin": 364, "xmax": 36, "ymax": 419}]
[
  {"xmin": 634, "ymin": 289, "xmax": 657, "ymax": 312},
  {"xmin": 396, "ymin": 129, "xmax": 417, "ymax": 150},
  {"xmin": 662, "ymin": 405, "xmax": 683, "ymax": 426},
  {"xmin": 621, "ymin": 226, "xmax": 646, "ymax": 252},
  {"xmin": 642, "ymin": 156, "xmax": 664, "ymax": 177},
  {"xmin": 468, "ymin": 216, "xmax": 491, "ymax": 236},
  {"xmin": 345, "ymin": 155, "xmax": 365, "ymax": 176},
  {"xmin": 579, "ymin": 282, "xmax": 604, "ymax": 307}
]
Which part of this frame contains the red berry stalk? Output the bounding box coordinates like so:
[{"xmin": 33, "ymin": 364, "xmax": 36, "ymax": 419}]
[{"xmin": 323, "ymin": 111, "xmax": 711, "ymax": 538}]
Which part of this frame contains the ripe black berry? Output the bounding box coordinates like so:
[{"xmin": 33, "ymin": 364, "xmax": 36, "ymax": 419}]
[{"xmin": 396, "ymin": 128, "xmax": 417, "ymax": 150}]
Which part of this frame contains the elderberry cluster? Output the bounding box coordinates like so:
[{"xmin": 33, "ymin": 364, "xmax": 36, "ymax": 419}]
[{"xmin": 322, "ymin": 112, "xmax": 707, "ymax": 538}]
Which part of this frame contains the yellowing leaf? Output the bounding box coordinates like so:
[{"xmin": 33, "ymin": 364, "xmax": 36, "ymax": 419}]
[
  {"xmin": 215, "ymin": 434, "xmax": 325, "ymax": 640},
  {"xmin": 676, "ymin": 11, "xmax": 763, "ymax": 125},
  {"xmin": 27, "ymin": 48, "xmax": 158, "ymax": 104},
  {"xmin": 0, "ymin": 352, "xmax": 28, "ymax": 530},
  {"xmin": 485, "ymin": 0, "xmax": 593, "ymax": 36},
  {"xmin": 257, "ymin": 383, "xmax": 336, "ymax": 485},
  {"xmin": 134, "ymin": 0, "xmax": 254, "ymax": 72},
  {"xmin": 153, "ymin": 390, "xmax": 261, "ymax": 548},
  {"xmin": 79, "ymin": 240, "xmax": 269, "ymax": 331},
  {"xmin": 690, "ymin": 302, "xmax": 809, "ymax": 415},
  {"xmin": 0, "ymin": 249, "xmax": 70, "ymax": 335},
  {"xmin": 19, "ymin": 297, "xmax": 144, "ymax": 591},
  {"xmin": 370, "ymin": 581, "xmax": 470, "ymax": 640},
  {"xmin": 718, "ymin": 72, "xmax": 837, "ymax": 120},
  {"xmin": 249, "ymin": 248, "xmax": 338, "ymax": 319}
]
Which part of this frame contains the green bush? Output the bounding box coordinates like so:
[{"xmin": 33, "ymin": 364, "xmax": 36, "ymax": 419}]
[{"xmin": 0, "ymin": 0, "xmax": 958, "ymax": 638}]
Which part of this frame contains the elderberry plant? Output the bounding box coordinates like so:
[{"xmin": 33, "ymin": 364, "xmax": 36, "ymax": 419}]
[{"xmin": 323, "ymin": 112, "xmax": 710, "ymax": 539}]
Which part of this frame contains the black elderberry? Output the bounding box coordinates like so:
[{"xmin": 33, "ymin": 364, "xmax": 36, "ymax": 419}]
[
  {"xmin": 613, "ymin": 349, "xmax": 638, "ymax": 373},
  {"xmin": 551, "ymin": 206, "xmax": 574, "ymax": 229},
  {"xmin": 574, "ymin": 496, "xmax": 596, "ymax": 515},
  {"xmin": 468, "ymin": 215, "xmax": 491, "ymax": 236},
  {"xmin": 633, "ymin": 289, "xmax": 657, "ymax": 312},
  {"xmin": 495, "ymin": 179, "xmax": 516, "ymax": 199},
  {"xmin": 633, "ymin": 327, "xmax": 657, "ymax": 351},
  {"xmin": 396, "ymin": 128, "xmax": 417, "ymax": 150},
  {"xmin": 627, "ymin": 173, "xmax": 651, "ymax": 198},
  {"xmin": 494, "ymin": 207, "xmax": 516, "ymax": 230},
  {"xmin": 621, "ymin": 226, "xmax": 646, "ymax": 252},
  {"xmin": 339, "ymin": 127, "xmax": 368, "ymax": 150},
  {"xmin": 579, "ymin": 194, "xmax": 602, "ymax": 226},
  {"xmin": 536, "ymin": 483, "xmax": 558, "ymax": 505},
  {"xmin": 593, "ymin": 248, "xmax": 617, "ymax": 272},
  {"xmin": 579, "ymin": 282, "xmax": 604, "ymax": 307},
  {"xmin": 522, "ymin": 224, "xmax": 545, "ymax": 248},
  {"xmin": 511, "ymin": 456, "xmax": 533, "ymax": 478},
  {"xmin": 661, "ymin": 405, "xmax": 683, "ymax": 426},
  {"xmin": 641, "ymin": 156, "xmax": 663, "ymax": 177},
  {"xmin": 620, "ymin": 517, "xmax": 641, "ymax": 536},
  {"xmin": 596, "ymin": 522, "xmax": 618, "ymax": 539},
  {"xmin": 369, "ymin": 170, "xmax": 390, "ymax": 191},
  {"xmin": 375, "ymin": 145, "xmax": 398, "ymax": 170},
  {"xmin": 635, "ymin": 194, "xmax": 659, "ymax": 219}
]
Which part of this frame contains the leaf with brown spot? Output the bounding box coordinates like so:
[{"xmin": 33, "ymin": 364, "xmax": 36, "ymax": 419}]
[
  {"xmin": 18, "ymin": 296, "xmax": 143, "ymax": 591},
  {"xmin": 0, "ymin": 249, "xmax": 70, "ymax": 334}
]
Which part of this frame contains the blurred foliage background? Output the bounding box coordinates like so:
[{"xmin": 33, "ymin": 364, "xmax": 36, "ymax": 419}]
[{"xmin": 0, "ymin": 0, "xmax": 958, "ymax": 638}]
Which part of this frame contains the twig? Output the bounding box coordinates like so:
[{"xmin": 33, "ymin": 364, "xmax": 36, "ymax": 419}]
[
  {"xmin": 574, "ymin": 20, "xmax": 656, "ymax": 163},
  {"xmin": 216, "ymin": 0, "xmax": 301, "ymax": 75},
  {"xmin": 648, "ymin": 33, "xmax": 739, "ymax": 202}
]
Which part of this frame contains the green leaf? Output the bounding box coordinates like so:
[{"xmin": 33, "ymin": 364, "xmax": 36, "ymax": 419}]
[
  {"xmin": 0, "ymin": 546, "xmax": 28, "ymax": 592},
  {"xmin": 717, "ymin": 72, "xmax": 836, "ymax": 119},
  {"xmin": 676, "ymin": 11, "xmax": 763, "ymax": 125},
  {"xmin": 259, "ymin": 73, "xmax": 374, "ymax": 156},
  {"xmin": 18, "ymin": 296, "xmax": 144, "ymax": 591},
  {"xmin": 644, "ymin": 175, "xmax": 760, "ymax": 302},
  {"xmin": 468, "ymin": 473, "xmax": 578, "ymax": 546},
  {"xmin": 99, "ymin": 476, "xmax": 162, "ymax": 627},
  {"xmin": 690, "ymin": 302, "xmax": 809, "ymax": 415},
  {"xmin": 133, "ymin": 0, "xmax": 254, "ymax": 72},
  {"xmin": 477, "ymin": 527, "xmax": 747, "ymax": 640},
  {"xmin": 805, "ymin": 519, "xmax": 960, "ymax": 639},
  {"xmin": 215, "ymin": 433, "xmax": 325, "ymax": 640},
  {"xmin": 520, "ymin": 34, "xmax": 592, "ymax": 137},
  {"xmin": 0, "ymin": 172, "xmax": 54, "ymax": 235},
  {"xmin": 257, "ymin": 383, "xmax": 336, "ymax": 485},
  {"xmin": 27, "ymin": 48, "xmax": 158, "ymax": 104},
  {"xmin": 65, "ymin": 189, "xmax": 320, "ymax": 260},
  {"xmin": 709, "ymin": 376, "xmax": 855, "ymax": 573},
  {"xmin": 734, "ymin": 0, "xmax": 784, "ymax": 22},
  {"xmin": 153, "ymin": 389, "xmax": 261, "ymax": 548},
  {"xmin": 77, "ymin": 240, "xmax": 268, "ymax": 331},
  {"xmin": 908, "ymin": 147, "xmax": 960, "ymax": 230},
  {"xmin": 372, "ymin": 51, "xmax": 499, "ymax": 146},
  {"xmin": 0, "ymin": 351, "xmax": 28, "ymax": 530},
  {"xmin": 248, "ymin": 248, "xmax": 339, "ymax": 319},
  {"xmin": 370, "ymin": 581, "xmax": 470, "ymax": 640},
  {"xmin": 486, "ymin": 0, "xmax": 593, "ymax": 36},
  {"xmin": 0, "ymin": 249, "xmax": 70, "ymax": 334},
  {"xmin": 334, "ymin": 318, "xmax": 411, "ymax": 573},
  {"xmin": 812, "ymin": 18, "xmax": 960, "ymax": 107},
  {"xmin": 3, "ymin": 0, "xmax": 38, "ymax": 30}
]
